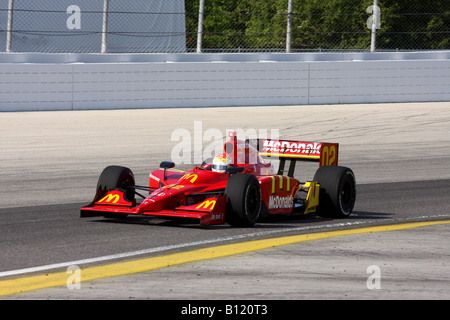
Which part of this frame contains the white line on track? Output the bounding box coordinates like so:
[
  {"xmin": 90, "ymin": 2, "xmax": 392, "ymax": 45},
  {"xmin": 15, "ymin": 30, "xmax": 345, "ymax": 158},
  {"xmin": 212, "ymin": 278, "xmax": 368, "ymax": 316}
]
[{"xmin": 1, "ymin": 214, "xmax": 449, "ymax": 278}]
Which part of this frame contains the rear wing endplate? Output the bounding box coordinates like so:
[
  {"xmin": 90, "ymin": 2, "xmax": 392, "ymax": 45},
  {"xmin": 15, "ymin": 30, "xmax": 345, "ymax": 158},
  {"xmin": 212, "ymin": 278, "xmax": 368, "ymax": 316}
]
[{"xmin": 250, "ymin": 139, "xmax": 339, "ymax": 177}]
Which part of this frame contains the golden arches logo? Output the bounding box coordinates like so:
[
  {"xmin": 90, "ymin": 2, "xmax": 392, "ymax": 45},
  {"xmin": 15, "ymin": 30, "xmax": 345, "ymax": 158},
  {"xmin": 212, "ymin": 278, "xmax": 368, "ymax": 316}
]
[
  {"xmin": 196, "ymin": 200, "xmax": 216, "ymax": 210},
  {"xmin": 269, "ymin": 176, "xmax": 290, "ymax": 194},
  {"xmin": 181, "ymin": 173, "xmax": 198, "ymax": 184},
  {"xmin": 98, "ymin": 194, "xmax": 120, "ymax": 204}
]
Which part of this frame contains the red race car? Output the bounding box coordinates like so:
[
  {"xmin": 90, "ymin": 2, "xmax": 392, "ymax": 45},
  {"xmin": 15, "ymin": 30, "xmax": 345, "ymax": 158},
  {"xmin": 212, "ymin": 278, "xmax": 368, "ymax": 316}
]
[{"xmin": 81, "ymin": 134, "xmax": 356, "ymax": 227}]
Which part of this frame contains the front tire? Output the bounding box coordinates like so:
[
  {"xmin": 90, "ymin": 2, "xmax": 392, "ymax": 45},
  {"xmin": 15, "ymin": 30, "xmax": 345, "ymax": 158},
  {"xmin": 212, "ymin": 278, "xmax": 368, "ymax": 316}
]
[
  {"xmin": 313, "ymin": 166, "xmax": 356, "ymax": 218},
  {"xmin": 94, "ymin": 166, "xmax": 135, "ymax": 219},
  {"xmin": 225, "ymin": 174, "xmax": 262, "ymax": 227},
  {"xmin": 96, "ymin": 165, "xmax": 135, "ymax": 202}
]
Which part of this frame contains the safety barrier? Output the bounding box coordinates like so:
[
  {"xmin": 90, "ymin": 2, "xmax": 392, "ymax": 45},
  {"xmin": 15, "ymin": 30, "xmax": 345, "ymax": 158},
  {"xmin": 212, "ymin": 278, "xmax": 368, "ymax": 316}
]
[{"xmin": 1, "ymin": 51, "xmax": 449, "ymax": 111}]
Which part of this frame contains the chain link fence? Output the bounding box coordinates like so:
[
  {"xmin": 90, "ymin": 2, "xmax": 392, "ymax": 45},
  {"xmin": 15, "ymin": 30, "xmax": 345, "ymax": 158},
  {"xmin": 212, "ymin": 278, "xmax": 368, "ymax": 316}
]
[
  {"xmin": 0, "ymin": 0, "xmax": 187, "ymax": 53},
  {"xmin": 1, "ymin": 0, "xmax": 449, "ymax": 53}
]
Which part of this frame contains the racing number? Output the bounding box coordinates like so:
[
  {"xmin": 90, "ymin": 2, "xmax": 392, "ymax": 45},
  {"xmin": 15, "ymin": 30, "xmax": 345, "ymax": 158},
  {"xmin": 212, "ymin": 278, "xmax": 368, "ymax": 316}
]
[{"xmin": 320, "ymin": 144, "xmax": 338, "ymax": 167}]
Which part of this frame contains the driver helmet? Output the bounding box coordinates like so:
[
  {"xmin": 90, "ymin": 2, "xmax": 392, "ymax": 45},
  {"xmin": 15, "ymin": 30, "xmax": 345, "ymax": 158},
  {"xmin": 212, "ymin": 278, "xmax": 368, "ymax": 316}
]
[{"xmin": 212, "ymin": 153, "xmax": 232, "ymax": 173}]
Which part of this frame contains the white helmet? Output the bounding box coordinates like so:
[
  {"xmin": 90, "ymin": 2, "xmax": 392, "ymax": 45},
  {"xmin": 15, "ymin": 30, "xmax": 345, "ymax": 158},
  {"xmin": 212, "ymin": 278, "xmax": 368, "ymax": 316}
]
[{"xmin": 212, "ymin": 153, "xmax": 232, "ymax": 173}]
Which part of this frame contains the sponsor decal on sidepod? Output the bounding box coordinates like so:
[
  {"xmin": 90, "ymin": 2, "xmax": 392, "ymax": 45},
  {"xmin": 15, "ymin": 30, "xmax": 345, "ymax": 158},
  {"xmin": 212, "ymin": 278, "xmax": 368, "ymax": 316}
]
[{"xmin": 269, "ymin": 195, "xmax": 294, "ymax": 209}]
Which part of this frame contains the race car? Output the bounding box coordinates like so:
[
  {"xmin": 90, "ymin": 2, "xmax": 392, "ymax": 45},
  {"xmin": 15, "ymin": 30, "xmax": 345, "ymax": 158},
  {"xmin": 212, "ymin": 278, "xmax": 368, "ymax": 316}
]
[{"xmin": 80, "ymin": 134, "xmax": 356, "ymax": 227}]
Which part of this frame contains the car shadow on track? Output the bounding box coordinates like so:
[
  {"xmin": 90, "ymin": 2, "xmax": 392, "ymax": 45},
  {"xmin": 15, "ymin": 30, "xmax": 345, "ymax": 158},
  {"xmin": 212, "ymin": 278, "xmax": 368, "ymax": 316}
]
[
  {"xmin": 255, "ymin": 210, "xmax": 394, "ymax": 226},
  {"xmin": 87, "ymin": 209, "xmax": 393, "ymax": 230},
  {"xmin": 350, "ymin": 210, "xmax": 394, "ymax": 220}
]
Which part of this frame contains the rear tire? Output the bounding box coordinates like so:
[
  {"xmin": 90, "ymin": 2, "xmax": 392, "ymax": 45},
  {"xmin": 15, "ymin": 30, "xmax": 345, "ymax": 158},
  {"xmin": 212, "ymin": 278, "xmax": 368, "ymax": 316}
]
[
  {"xmin": 313, "ymin": 166, "xmax": 356, "ymax": 218},
  {"xmin": 225, "ymin": 174, "xmax": 262, "ymax": 227}
]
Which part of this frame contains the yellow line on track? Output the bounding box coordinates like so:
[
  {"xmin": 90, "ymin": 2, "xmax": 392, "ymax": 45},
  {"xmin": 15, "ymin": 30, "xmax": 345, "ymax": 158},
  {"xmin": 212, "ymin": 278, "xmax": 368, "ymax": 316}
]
[{"xmin": 1, "ymin": 219, "xmax": 450, "ymax": 297}]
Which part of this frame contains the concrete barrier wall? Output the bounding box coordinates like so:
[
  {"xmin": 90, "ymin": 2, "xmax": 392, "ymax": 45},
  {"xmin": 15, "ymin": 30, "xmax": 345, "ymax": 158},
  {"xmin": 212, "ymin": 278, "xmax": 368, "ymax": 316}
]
[
  {"xmin": 309, "ymin": 59, "xmax": 450, "ymax": 104},
  {"xmin": 1, "ymin": 52, "xmax": 449, "ymax": 111}
]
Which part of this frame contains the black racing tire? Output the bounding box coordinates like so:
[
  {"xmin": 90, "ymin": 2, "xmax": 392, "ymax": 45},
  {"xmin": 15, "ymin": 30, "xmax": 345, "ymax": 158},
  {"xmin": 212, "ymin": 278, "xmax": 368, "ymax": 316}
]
[
  {"xmin": 94, "ymin": 166, "xmax": 135, "ymax": 219},
  {"xmin": 225, "ymin": 174, "xmax": 262, "ymax": 227},
  {"xmin": 96, "ymin": 165, "xmax": 135, "ymax": 203},
  {"xmin": 313, "ymin": 166, "xmax": 356, "ymax": 218}
]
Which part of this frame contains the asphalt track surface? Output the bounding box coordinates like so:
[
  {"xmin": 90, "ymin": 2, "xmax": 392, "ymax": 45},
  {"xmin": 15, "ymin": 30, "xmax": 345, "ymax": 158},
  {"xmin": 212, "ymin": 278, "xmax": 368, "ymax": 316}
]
[{"xmin": 1, "ymin": 102, "xmax": 450, "ymax": 300}]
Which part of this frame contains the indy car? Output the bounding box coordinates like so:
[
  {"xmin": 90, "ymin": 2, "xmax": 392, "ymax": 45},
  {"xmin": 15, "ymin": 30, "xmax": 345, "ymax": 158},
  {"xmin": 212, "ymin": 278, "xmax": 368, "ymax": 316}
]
[{"xmin": 81, "ymin": 134, "xmax": 356, "ymax": 227}]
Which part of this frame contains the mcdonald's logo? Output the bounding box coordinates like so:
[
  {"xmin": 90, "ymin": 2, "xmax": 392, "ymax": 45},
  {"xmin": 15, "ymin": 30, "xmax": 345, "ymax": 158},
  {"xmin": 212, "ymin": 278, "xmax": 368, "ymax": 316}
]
[
  {"xmin": 98, "ymin": 193, "xmax": 120, "ymax": 204},
  {"xmin": 181, "ymin": 173, "xmax": 198, "ymax": 184},
  {"xmin": 196, "ymin": 199, "xmax": 216, "ymax": 210},
  {"xmin": 269, "ymin": 176, "xmax": 290, "ymax": 194}
]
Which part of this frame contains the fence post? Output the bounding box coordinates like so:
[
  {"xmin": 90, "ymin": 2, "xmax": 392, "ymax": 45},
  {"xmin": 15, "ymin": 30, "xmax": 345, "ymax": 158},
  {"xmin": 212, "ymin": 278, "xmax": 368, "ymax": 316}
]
[
  {"xmin": 196, "ymin": 0, "xmax": 205, "ymax": 53},
  {"xmin": 6, "ymin": 0, "xmax": 14, "ymax": 52},
  {"xmin": 101, "ymin": 0, "xmax": 109, "ymax": 53},
  {"xmin": 370, "ymin": 0, "xmax": 380, "ymax": 52},
  {"xmin": 286, "ymin": 0, "xmax": 293, "ymax": 53}
]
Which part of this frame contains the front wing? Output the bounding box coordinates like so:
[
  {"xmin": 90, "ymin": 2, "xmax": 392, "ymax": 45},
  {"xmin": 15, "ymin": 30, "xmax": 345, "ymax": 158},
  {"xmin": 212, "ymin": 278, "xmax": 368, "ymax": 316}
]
[{"xmin": 80, "ymin": 191, "xmax": 227, "ymax": 225}]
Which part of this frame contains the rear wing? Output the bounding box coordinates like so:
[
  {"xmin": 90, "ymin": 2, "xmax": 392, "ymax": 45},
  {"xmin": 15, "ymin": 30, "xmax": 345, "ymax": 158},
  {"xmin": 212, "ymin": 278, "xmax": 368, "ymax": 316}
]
[{"xmin": 250, "ymin": 139, "xmax": 339, "ymax": 177}]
